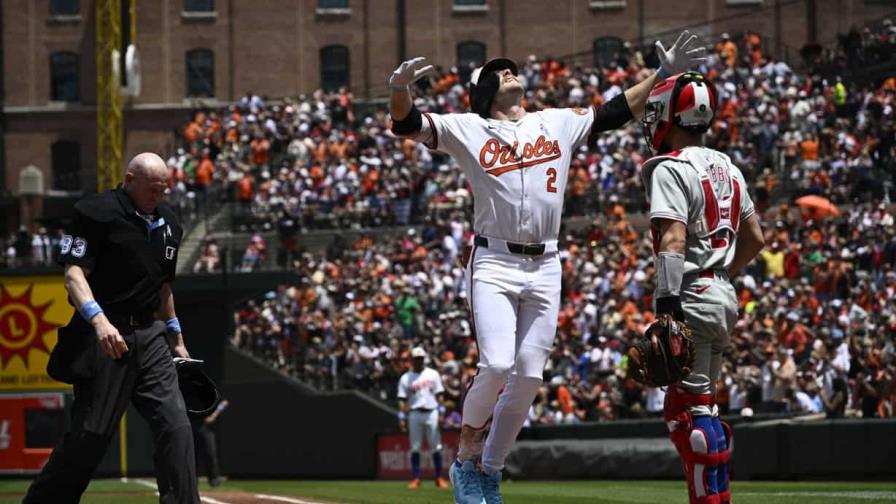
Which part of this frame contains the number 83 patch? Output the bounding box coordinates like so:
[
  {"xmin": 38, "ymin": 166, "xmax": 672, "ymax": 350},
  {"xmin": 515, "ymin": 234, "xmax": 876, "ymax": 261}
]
[{"xmin": 61, "ymin": 234, "xmax": 87, "ymax": 258}]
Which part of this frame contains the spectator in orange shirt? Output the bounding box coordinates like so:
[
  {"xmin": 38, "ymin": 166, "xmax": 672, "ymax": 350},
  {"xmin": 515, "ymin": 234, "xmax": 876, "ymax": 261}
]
[
  {"xmin": 716, "ymin": 33, "xmax": 738, "ymax": 68},
  {"xmin": 251, "ymin": 134, "xmax": 270, "ymax": 168}
]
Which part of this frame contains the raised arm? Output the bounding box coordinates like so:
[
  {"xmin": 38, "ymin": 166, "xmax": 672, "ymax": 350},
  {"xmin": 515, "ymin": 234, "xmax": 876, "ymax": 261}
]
[
  {"xmin": 388, "ymin": 57, "xmax": 436, "ymax": 122},
  {"xmin": 589, "ymin": 31, "xmax": 706, "ymax": 143},
  {"xmin": 624, "ymin": 31, "xmax": 707, "ymax": 118}
]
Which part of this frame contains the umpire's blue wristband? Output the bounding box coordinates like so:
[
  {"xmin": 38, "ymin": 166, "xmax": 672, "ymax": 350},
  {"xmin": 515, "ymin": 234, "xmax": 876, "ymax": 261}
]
[
  {"xmin": 165, "ymin": 317, "xmax": 182, "ymax": 336},
  {"xmin": 79, "ymin": 300, "xmax": 103, "ymax": 322},
  {"xmin": 657, "ymin": 66, "xmax": 671, "ymax": 79}
]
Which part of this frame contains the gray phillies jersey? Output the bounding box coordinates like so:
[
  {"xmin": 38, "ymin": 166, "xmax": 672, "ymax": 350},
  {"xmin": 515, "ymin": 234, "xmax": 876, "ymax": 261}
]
[
  {"xmin": 417, "ymin": 108, "xmax": 595, "ymax": 243},
  {"xmin": 641, "ymin": 146, "xmax": 756, "ymax": 275}
]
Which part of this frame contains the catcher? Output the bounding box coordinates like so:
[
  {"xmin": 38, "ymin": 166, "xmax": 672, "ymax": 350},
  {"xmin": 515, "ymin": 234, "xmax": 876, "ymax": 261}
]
[{"xmin": 630, "ymin": 71, "xmax": 765, "ymax": 504}]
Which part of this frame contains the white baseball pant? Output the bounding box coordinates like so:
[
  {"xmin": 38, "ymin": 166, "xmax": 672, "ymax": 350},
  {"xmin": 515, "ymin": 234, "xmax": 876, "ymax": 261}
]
[
  {"xmin": 462, "ymin": 243, "xmax": 561, "ymax": 471},
  {"xmin": 409, "ymin": 409, "xmax": 442, "ymax": 452}
]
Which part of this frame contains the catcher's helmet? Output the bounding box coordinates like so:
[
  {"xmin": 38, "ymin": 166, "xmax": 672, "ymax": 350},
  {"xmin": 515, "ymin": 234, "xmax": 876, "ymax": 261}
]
[
  {"xmin": 175, "ymin": 358, "xmax": 221, "ymax": 417},
  {"xmin": 641, "ymin": 71, "xmax": 717, "ymax": 153},
  {"xmin": 469, "ymin": 57, "xmax": 518, "ymax": 118}
]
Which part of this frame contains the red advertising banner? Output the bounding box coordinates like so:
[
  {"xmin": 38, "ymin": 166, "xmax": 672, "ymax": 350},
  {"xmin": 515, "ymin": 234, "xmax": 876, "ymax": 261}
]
[
  {"xmin": 0, "ymin": 393, "xmax": 64, "ymax": 473},
  {"xmin": 377, "ymin": 430, "xmax": 459, "ymax": 480}
]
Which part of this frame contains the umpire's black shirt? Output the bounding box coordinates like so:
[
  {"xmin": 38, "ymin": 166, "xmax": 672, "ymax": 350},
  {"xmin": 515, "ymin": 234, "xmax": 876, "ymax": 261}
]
[{"xmin": 59, "ymin": 187, "xmax": 183, "ymax": 318}]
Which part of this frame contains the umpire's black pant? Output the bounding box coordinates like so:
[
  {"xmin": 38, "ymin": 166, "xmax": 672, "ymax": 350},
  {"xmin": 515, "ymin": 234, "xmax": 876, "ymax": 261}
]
[{"xmin": 24, "ymin": 321, "xmax": 199, "ymax": 504}]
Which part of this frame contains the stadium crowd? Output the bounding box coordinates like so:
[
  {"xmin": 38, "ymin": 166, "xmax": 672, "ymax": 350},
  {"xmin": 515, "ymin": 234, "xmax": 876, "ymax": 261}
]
[
  {"xmin": 6, "ymin": 22, "xmax": 894, "ymax": 424},
  {"xmin": 225, "ymin": 22, "xmax": 896, "ymax": 425}
]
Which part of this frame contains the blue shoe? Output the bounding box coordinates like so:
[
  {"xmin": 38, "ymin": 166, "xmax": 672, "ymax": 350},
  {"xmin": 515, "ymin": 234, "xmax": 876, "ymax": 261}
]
[
  {"xmin": 449, "ymin": 460, "xmax": 485, "ymax": 504},
  {"xmin": 480, "ymin": 467, "xmax": 503, "ymax": 504}
]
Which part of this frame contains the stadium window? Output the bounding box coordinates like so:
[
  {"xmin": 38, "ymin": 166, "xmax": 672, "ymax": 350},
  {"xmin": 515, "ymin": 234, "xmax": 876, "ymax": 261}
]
[
  {"xmin": 186, "ymin": 49, "xmax": 215, "ymax": 97},
  {"xmin": 320, "ymin": 45, "xmax": 350, "ymax": 91},
  {"xmin": 49, "ymin": 52, "xmax": 80, "ymax": 102},
  {"xmin": 453, "ymin": 0, "xmax": 487, "ymax": 12},
  {"xmin": 457, "ymin": 41, "xmax": 486, "ymax": 81},
  {"xmin": 319, "ymin": 0, "xmax": 349, "ymax": 8},
  {"xmin": 50, "ymin": 0, "xmax": 79, "ymax": 16},
  {"xmin": 51, "ymin": 140, "xmax": 81, "ymax": 191},
  {"xmin": 592, "ymin": 36, "xmax": 624, "ymax": 68},
  {"xmin": 184, "ymin": 0, "xmax": 214, "ymax": 11}
]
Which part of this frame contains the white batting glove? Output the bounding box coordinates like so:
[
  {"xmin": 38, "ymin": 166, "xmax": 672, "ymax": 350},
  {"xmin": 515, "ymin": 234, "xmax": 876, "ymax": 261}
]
[
  {"xmin": 389, "ymin": 57, "xmax": 436, "ymax": 91},
  {"xmin": 656, "ymin": 30, "xmax": 708, "ymax": 78}
]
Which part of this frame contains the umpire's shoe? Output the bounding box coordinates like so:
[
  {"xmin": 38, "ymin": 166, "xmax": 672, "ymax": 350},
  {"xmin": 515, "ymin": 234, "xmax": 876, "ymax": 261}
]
[
  {"xmin": 449, "ymin": 459, "xmax": 485, "ymax": 504},
  {"xmin": 479, "ymin": 467, "xmax": 503, "ymax": 504}
]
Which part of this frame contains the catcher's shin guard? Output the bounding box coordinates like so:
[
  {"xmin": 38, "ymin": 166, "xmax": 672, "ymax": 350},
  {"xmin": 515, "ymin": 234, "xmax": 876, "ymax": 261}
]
[
  {"xmin": 664, "ymin": 386, "xmax": 722, "ymax": 504},
  {"xmin": 712, "ymin": 415, "xmax": 733, "ymax": 504}
]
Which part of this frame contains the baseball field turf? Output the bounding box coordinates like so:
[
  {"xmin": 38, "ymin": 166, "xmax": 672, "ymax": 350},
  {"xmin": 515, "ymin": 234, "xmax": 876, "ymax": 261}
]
[{"xmin": 1, "ymin": 478, "xmax": 895, "ymax": 503}]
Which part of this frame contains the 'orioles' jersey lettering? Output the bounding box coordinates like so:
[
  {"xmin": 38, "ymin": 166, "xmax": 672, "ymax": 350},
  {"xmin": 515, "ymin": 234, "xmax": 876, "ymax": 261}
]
[
  {"xmin": 641, "ymin": 146, "xmax": 755, "ymax": 274},
  {"xmin": 413, "ymin": 108, "xmax": 595, "ymax": 243},
  {"xmin": 479, "ymin": 135, "xmax": 562, "ymax": 176}
]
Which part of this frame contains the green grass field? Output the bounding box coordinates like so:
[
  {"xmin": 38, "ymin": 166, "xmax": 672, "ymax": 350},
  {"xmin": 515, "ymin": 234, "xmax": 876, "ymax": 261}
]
[{"xmin": 1, "ymin": 478, "xmax": 894, "ymax": 503}]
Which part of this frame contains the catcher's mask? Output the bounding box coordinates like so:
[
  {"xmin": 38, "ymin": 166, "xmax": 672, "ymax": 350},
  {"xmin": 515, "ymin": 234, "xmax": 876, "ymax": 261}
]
[
  {"xmin": 642, "ymin": 71, "xmax": 717, "ymax": 154},
  {"xmin": 469, "ymin": 57, "xmax": 519, "ymax": 118},
  {"xmin": 175, "ymin": 358, "xmax": 220, "ymax": 417}
]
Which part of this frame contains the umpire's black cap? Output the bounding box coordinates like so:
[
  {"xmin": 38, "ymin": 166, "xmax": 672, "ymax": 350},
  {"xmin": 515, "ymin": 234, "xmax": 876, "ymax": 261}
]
[{"xmin": 469, "ymin": 58, "xmax": 519, "ymax": 118}]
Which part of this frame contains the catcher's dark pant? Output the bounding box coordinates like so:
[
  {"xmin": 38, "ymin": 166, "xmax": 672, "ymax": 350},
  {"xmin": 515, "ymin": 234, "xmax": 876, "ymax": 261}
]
[{"xmin": 24, "ymin": 322, "xmax": 199, "ymax": 504}]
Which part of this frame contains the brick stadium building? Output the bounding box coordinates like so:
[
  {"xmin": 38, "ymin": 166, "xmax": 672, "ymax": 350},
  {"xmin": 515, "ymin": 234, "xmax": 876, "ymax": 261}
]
[{"xmin": 0, "ymin": 0, "xmax": 891, "ymax": 230}]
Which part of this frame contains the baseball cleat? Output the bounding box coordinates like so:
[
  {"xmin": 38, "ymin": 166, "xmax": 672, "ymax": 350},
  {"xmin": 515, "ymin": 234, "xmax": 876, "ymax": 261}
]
[
  {"xmin": 436, "ymin": 477, "xmax": 450, "ymax": 488},
  {"xmin": 479, "ymin": 467, "xmax": 503, "ymax": 504},
  {"xmin": 407, "ymin": 478, "xmax": 421, "ymax": 489},
  {"xmin": 449, "ymin": 459, "xmax": 485, "ymax": 504}
]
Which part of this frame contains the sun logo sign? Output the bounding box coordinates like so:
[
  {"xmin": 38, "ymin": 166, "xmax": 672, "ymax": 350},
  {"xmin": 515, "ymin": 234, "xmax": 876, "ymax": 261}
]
[{"xmin": 0, "ymin": 285, "xmax": 59, "ymax": 370}]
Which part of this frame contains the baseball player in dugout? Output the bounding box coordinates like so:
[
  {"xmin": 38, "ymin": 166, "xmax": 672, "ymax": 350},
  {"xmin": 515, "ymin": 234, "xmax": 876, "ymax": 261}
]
[
  {"xmin": 390, "ymin": 31, "xmax": 707, "ymax": 504},
  {"xmin": 632, "ymin": 70, "xmax": 766, "ymax": 504},
  {"xmin": 398, "ymin": 347, "xmax": 449, "ymax": 490},
  {"xmin": 24, "ymin": 153, "xmax": 199, "ymax": 504}
]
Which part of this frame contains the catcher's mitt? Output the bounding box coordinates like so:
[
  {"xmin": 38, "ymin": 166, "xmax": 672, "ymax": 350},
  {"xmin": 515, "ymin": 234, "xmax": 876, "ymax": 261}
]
[{"xmin": 627, "ymin": 314, "xmax": 695, "ymax": 387}]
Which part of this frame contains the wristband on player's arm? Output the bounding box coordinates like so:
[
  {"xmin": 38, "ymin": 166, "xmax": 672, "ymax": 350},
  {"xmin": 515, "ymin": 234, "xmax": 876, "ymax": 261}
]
[
  {"xmin": 438, "ymin": 405, "xmax": 446, "ymax": 415},
  {"xmin": 657, "ymin": 66, "xmax": 672, "ymax": 79},
  {"xmin": 655, "ymin": 251, "xmax": 685, "ymax": 321},
  {"xmin": 592, "ymin": 92, "xmax": 634, "ymax": 134},
  {"xmin": 390, "ymin": 104, "xmax": 423, "ymax": 135},
  {"xmin": 79, "ymin": 300, "xmax": 104, "ymax": 322},
  {"xmin": 165, "ymin": 317, "xmax": 182, "ymax": 336},
  {"xmin": 398, "ymin": 411, "xmax": 407, "ymax": 421}
]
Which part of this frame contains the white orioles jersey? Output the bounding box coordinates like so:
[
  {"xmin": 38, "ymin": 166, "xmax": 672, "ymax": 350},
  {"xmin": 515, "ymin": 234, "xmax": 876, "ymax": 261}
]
[
  {"xmin": 411, "ymin": 109, "xmax": 596, "ymax": 244},
  {"xmin": 641, "ymin": 146, "xmax": 756, "ymax": 274},
  {"xmin": 397, "ymin": 367, "xmax": 444, "ymax": 411}
]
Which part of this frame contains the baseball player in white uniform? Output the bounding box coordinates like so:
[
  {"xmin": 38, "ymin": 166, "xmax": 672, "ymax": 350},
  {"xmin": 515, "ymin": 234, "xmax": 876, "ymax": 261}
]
[
  {"xmin": 640, "ymin": 71, "xmax": 765, "ymax": 504},
  {"xmin": 398, "ymin": 347, "xmax": 449, "ymax": 489},
  {"xmin": 388, "ymin": 31, "xmax": 706, "ymax": 504}
]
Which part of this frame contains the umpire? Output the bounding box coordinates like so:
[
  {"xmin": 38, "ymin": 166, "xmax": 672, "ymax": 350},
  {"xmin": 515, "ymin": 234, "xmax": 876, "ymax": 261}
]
[{"xmin": 24, "ymin": 153, "xmax": 199, "ymax": 503}]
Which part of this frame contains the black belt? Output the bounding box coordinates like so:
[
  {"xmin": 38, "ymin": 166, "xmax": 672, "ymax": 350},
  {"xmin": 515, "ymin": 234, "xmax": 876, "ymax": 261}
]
[
  {"xmin": 474, "ymin": 236, "xmax": 546, "ymax": 256},
  {"xmin": 411, "ymin": 408, "xmax": 435, "ymax": 413},
  {"xmin": 105, "ymin": 312, "xmax": 156, "ymax": 329}
]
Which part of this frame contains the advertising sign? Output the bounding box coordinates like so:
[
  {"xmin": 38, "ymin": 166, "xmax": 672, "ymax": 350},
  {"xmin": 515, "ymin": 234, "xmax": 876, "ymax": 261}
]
[
  {"xmin": 0, "ymin": 276, "xmax": 71, "ymax": 390},
  {"xmin": 377, "ymin": 430, "xmax": 459, "ymax": 480}
]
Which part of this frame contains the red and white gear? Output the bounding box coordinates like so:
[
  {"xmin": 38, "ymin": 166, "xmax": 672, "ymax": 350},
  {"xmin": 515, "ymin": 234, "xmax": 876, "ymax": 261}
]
[
  {"xmin": 642, "ymin": 72, "xmax": 717, "ymax": 154},
  {"xmin": 664, "ymin": 386, "xmax": 733, "ymax": 504}
]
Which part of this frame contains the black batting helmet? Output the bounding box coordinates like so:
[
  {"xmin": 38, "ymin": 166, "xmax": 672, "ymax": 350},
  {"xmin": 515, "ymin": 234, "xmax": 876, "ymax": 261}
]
[{"xmin": 469, "ymin": 58, "xmax": 519, "ymax": 118}]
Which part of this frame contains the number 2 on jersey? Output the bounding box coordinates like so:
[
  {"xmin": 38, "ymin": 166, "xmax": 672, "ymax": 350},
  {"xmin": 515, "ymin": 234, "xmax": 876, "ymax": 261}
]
[{"xmin": 546, "ymin": 167, "xmax": 557, "ymax": 193}]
